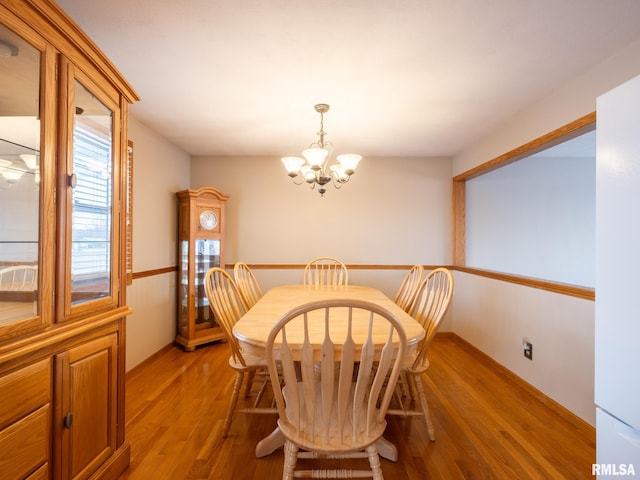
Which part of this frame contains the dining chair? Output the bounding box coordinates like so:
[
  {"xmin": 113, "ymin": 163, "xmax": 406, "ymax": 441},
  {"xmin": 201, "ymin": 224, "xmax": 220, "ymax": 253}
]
[
  {"xmin": 0, "ymin": 265, "xmax": 38, "ymax": 291},
  {"xmin": 302, "ymin": 256, "xmax": 348, "ymax": 286},
  {"xmin": 233, "ymin": 261, "xmax": 263, "ymax": 309},
  {"xmin": 387, "ymin": 267, "xmax": 454, "ymax": 441},
  {"xmin": 204, "ymin": 267, "xmax": 276, "ymax": 438},
  {"xmin": 393, "ymin": 264, "xmax": 424, "ymax": 313},
  {"xmin": 265, "ymin": 299, "xmax": 407, "ymax": 480}
]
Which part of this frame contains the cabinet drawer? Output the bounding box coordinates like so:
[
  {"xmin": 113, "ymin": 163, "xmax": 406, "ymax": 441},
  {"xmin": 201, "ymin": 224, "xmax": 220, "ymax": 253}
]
[
  {"xmin": 0, "ymin": 405, "xmax": 49, "ymax": 480},
  {"xmin": 0, "ymin": 359, "xmax": 51, "ymax": 429},
  {"xmin": 26, "ymin": 463, "xmax": 48, "ymax": 480}
]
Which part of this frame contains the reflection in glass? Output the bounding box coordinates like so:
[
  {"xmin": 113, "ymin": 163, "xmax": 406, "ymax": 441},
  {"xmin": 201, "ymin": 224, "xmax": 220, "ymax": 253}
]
[
  {"xmin": 0, "ymin": 25, "xmax": 40, "ymax": 325},
  {"xmin": 71, "ymin": 80, "xmax": 113, "ymax": 304}
]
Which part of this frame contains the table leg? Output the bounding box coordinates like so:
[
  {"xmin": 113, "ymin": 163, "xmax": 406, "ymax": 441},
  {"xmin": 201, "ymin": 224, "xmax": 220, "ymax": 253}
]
[
  {"xmin": 255, "ymin": 427, "xmax": 286, "ymax": 458},
  {"xmin": 376, "ymin": 437, "xmax": 398, "ymax": 462}
]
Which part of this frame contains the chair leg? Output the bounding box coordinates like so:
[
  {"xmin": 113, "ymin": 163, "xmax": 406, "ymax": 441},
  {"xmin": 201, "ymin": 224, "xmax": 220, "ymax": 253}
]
[
  {"xmin": 366, "ymin": 444, "xmax": 384, "ymax": 480},
  {"xmin": 413, "ymin": 373, "xmax": 435, "ymax": 441},
  {"xmin": 407, "ymin": 371, "xmax": 419, "ymax": 403},
  {"xmin": 244, "ymin": 370, "xmax": 256, "ymax": 397},
  {"xmin": 282, "ymin": 440, "xmax": 298, "ymax": 480},
  {"xmin": 223, "ymin": 371, "xmax": 244, "ymax": 438}
]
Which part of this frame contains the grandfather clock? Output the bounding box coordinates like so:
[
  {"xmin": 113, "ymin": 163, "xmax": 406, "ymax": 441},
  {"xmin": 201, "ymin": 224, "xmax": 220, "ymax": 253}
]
[{"xmin": 175, "ymin": 187, "xmax": 230, "ymax": 351}]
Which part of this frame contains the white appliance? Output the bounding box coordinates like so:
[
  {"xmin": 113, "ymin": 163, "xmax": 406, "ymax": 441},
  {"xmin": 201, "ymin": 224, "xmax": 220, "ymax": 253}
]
[{"xmin": 595, "ymin": 74, "xmax": 640, "ymax": 478}]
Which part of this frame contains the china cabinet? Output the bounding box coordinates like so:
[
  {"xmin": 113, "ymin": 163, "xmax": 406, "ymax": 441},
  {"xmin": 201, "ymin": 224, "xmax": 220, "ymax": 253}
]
[
  {"xmin": 0, "ymin": 1, "xmax": 138, "ymax": 479},
  {"xmin": 175, "ymin": 187, "xmax": 229, "ymax": 351}
]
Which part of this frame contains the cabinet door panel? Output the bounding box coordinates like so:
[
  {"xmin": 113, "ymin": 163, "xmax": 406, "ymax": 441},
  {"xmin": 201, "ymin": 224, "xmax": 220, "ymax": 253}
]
[{"xmin": 55, "ymin": 334, "xmax": 118, "ymax": 480}]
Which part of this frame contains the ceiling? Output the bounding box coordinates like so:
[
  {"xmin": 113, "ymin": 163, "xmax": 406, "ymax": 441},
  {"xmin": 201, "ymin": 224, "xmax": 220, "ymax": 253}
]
[{"xmin": 55, "ymin": 0, "xmax": 640, "ymax": 158}]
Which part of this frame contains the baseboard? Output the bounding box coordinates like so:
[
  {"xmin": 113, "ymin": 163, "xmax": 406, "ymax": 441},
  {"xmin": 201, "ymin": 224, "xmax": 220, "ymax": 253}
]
[{"xmin": 434, "ymin": 331, "xmax": 595, "ymax": 434}]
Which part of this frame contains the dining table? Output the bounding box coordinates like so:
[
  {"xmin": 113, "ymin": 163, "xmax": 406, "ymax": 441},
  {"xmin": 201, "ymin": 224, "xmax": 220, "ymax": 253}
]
[{"xmin": 232, "ymin": 283, "xmax": 425, "ymax": 461}]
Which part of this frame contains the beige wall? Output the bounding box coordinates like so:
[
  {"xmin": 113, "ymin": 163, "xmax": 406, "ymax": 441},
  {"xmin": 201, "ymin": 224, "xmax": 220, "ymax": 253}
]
[
  {"xmin": 125, "ymin": 117, "xmax": 190, "ymax": 370},
  {"xmin": 450, "ymin": 37, "xmax": 640, "ymax": 426},
  {"xmin": 189, "ymin": 155, "xmax": 453, "ymax": 302}
]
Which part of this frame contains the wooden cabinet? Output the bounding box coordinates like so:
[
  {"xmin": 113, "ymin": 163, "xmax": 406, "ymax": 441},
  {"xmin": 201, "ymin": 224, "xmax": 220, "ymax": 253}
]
[
  {"xmin": 175, "ymin": 187, "xmax": 230, "ymax": 351},
  {"xmin": 54, "ymin": 334, "xmax": 118, "ymax": 480},
  {"xmin": 0, "ymin": 1, "xmax": 138, "ymax": 479}
]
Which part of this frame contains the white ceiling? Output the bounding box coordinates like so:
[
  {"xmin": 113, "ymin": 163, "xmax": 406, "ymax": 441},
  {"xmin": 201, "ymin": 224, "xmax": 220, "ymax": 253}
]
[{"xmin": 55, "ymin": 0, "xmax": 640, "ymax": 158}]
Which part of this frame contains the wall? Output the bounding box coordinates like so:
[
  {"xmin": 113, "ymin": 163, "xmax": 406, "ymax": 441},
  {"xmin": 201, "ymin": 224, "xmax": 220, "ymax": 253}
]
[
  {"xmin": 190, "ymin": 155, "xmax": 453, "ymax": 301},
  {"xmin": 466, "ymin": 150, "xmax": 595, "ymax": 287},
  {"xmin": 125, "ymin": 116, "xmax": 190, "ymax": 370},
  {"xmin": 451, "ymin": 38, "xmax": 640, "ymax": 425}
]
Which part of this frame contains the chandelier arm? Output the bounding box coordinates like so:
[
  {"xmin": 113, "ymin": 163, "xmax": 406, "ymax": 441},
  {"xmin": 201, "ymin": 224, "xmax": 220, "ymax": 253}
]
[{"xmin": 289, "ymin": 175, "xmax": 306, "ymax": 186}]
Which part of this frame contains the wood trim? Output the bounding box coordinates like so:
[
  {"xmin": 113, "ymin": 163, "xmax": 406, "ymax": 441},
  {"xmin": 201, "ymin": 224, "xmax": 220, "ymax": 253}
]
[
  {"xmin": 131, "ymin": 264, "xmax": 449, "ymax": 279},
  {"xmin": 130, "ymin": 263, "xmax": 593, "ymax": 300},
  {"xmin": 226, "ymin": 263, "xmax": 449, "ymax": 271},
  {"xmin": 453, "ymin": 112, "xmax": 596, "ymax": 182},
  {"xmin": 454, "ymin": 266, "xmax": 595, "ymax": 300},
  {"xmin": 131, "ymin": 266, "xmax": 177, "ymax": 280},
  {"xmin": 453, "ymin": 179, "xmax": 465, "ymax": 266}
]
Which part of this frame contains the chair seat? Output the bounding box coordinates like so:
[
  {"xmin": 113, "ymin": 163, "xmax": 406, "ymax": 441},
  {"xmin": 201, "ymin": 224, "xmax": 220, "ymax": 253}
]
[
  {"xmin": 228, "ymin": 352, "xmax": 268, "ymax": 371},
  {"xmin": 280, "ymin": 382, "xmax": 387, "ymax": 454},
  {"xmin": 403, "ymin": 351, "xmax": 430, "ymax": 374}
]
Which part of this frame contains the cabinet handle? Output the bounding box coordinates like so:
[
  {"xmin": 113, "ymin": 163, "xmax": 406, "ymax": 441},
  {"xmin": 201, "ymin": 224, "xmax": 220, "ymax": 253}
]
[
  {"xmin": 68, "ymin": 173, "xmax": 77, "ymax": 188},
  {"xmin": 64, "ymin": 412, "xmax": 73, "ymax": 429}
]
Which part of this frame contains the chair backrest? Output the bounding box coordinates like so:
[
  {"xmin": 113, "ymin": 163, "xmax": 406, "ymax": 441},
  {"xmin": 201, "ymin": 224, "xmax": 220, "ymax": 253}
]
[
  {"xmin": 407, "ymin": 267, "xmax": 454, "ymax": 369},
  {"xmin": 302, "ymin": 257, "xmax": 348, "ymax": 286},
  {"xmin": 393, "ymin": 264, "xmax": 424, "ymax": 312},
  {"xmin": 0, "ymin": 265, "xmax": 38, "ymax": 291},
  {"xmin": 233, "ymin": 262, "xmax": 263, "ymax": 309},
  {"xmin": 265, "ymin": 299, "xmax": 407, "ymax": 450},
  {"xmin": 204, "ymin": 267, "xmax": 249, "ymax": 365}
]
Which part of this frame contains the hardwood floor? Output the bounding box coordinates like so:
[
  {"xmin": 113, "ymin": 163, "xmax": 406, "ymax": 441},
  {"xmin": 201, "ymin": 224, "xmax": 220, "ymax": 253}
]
[{"xmin": 118, "ymin": 334, "xmax": 595, "ymax": 479}]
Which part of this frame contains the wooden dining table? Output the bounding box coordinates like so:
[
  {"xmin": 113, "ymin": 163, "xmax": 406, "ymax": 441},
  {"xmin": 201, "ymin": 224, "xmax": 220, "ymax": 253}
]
[{"xmin": 233, "ymin": 284, "xmax": 425, "ymax": 461}]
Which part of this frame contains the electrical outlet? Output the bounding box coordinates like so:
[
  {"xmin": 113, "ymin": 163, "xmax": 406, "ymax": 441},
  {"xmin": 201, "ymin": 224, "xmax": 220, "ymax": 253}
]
[{"xmin": 523, "ymin": 342, "xmax": 533, "ymax": 360}]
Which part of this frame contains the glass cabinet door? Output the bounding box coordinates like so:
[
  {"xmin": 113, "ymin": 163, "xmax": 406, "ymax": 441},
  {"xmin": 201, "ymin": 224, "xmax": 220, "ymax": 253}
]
[
  {"xmin": 0, "ymin": 22, "xmax": 48, "ymax": 332},
  {"xmin": 194, "ymin": 238, "xmax": 220, "ymax": 326},
  {"xmin": 58, "ymin": 62, "xmax": 122, "ymax": 320},
  {"xmin": 70, "ymin": 79, "xmax": 113, "ymax": 304},
  {"xmin": 178, "ymin": 238, "xmax": 221, "ymax": 336}
]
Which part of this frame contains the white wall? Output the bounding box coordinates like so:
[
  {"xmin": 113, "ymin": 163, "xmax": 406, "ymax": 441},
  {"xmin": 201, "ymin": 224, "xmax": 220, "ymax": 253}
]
[
  {"xmin": 451, "ymin": 37, "xmax": 640, "ymax": 426},
  {"xmin": 466, "ymin": 151, "xmax": 595, "ymax": 287},
  {"xmin": 125, "ymin": 116, "xmax": 190, "ymax": 370}
]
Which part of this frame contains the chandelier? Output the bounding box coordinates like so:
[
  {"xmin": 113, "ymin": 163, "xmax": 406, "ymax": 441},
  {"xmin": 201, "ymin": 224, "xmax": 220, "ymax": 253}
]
[
  {"xmin": 0, "ymin": 154, "xmax": 39, "ymax": 188},
  {"xmin": 281, "ymin": 104, "xmax": 361, "ymax": 196}
]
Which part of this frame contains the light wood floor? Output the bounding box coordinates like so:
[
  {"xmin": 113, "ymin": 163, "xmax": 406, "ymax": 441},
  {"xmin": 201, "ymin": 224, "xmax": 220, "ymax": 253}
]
[{"xmin": 118, "ymin": 334, "xmax": 595, "ymax": 479}]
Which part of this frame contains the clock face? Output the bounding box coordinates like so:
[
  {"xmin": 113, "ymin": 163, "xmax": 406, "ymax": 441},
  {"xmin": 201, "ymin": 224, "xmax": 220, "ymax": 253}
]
[{"xmin": 199, "ymin": 210, "xmax": 218, "ymax": 230}]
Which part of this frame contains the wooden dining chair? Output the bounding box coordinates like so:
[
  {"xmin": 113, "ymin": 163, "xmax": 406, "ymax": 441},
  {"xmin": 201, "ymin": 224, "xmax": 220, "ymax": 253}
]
[
  {"xmin": 0, "ymin": 265, "xmax": 38, "ymax": 291},
  {"xmin": 388, "ymin": 267, "xmax": 454, "ymax": 441},
  {"xmin": 302, "ymin": 256, "xmax": 348, "ymax": 286},
  {"xmin": 393, "ymin": 264, "xmax": 424, "ymax": 312},
  {"xmin": 233, "ymin": 261, "xmax": 263, "ymax": 309},
  {"xmin": 265, "ymin": 299, "xmax": 407, "ymax": 480},
  {"xmin": 204, "ymin": 267, "xmax": 276, "ymax": 438}
]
